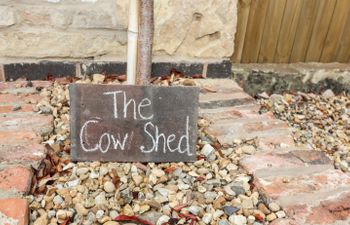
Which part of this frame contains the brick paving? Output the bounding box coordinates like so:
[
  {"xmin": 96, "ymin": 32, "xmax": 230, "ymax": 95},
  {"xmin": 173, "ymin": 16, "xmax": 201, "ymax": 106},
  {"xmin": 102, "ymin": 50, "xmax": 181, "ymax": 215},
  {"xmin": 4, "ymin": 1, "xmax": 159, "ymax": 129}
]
[
  {"xmin": 0, "ymin": 78, "xmax": 349, "ymax": 224},
  {"xmin": 0, "ymin": 81, "xmax": 53, "ymax": 225},
  {"xmin": 196, "ymin": 79, "xmax": 350, "ymax": 225}
]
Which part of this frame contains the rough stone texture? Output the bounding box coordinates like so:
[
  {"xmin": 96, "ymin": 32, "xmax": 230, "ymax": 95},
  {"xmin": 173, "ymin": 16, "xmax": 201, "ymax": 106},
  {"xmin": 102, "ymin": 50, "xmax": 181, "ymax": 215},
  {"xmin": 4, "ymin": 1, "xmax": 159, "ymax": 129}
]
[
  {"xmin": 0, "ymin": 6, "xmax": 16, "ymax": 27},
  {"xmin": 0, "ymin": 198, "xmax": 28, "ymax": 225},
  {"xmin": 0, "ymin": 0, "xmax": 237, "ymax": 60},
  {"xmin": 233, "ymin": 63, "xmax": 350, "ymax": 96}
]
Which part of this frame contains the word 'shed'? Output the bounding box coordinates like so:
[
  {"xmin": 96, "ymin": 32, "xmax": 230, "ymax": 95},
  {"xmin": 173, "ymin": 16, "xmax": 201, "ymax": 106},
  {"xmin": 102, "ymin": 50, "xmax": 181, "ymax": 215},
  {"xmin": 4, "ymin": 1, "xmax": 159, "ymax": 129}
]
[{"xmin": 69, "ymin": 84, "xmax": 199, "ymax": 162}]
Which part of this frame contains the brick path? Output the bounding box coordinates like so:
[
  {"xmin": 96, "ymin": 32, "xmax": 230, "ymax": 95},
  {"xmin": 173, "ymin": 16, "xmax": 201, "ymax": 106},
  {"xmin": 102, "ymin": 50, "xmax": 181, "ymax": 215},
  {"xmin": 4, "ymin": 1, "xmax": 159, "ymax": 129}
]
[
  {"xmin": 0, "ymin": 81, "xmax": 53, "ymax": 225},
  {"xmin": 197, "ymin": 79, "xmax": 350, "ymax": 225},
  {"xmin": 1, "ymin": 79, "xmax": 349, "ymax": 225}
]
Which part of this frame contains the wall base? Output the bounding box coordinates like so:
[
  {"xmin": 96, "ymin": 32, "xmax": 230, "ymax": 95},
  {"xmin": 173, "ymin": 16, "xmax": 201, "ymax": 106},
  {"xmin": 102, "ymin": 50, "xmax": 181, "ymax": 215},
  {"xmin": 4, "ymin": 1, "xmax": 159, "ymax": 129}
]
[{"xmin": 1, "ymin": 60, "xmax": 232, "ymax": 81}]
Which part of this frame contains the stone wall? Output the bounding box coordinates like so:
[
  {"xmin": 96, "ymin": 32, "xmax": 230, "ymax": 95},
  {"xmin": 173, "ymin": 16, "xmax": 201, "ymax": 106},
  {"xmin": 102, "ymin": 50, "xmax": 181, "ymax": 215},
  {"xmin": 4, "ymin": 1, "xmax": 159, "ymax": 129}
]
[{"xmin": 0, "ymin": 0, "xmax": 237, "ymax": 62}]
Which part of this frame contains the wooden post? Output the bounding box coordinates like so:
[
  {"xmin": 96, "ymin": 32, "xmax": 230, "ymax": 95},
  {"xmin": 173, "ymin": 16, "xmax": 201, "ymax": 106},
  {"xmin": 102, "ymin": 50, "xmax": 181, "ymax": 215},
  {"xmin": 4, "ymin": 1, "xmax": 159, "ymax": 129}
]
[{"xmin": 136, "ymin": 0, "xmax": 154, "ymax": 85}]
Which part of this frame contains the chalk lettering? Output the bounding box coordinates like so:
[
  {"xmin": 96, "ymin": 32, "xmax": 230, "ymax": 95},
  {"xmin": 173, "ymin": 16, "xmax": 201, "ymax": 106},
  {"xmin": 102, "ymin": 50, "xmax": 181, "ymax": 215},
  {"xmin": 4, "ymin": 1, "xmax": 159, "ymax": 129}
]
[
  {"xmin": 103, "ymin": 90, "xmax": 153, "ymax": 120},
  {"xmin": 80, "ymin": 118, "xmax": 132, "ymax": 153},
  {"xmin": 103, "ymin": 91, "xmax": 122, "ymax": 118},
  {"xmin": 140, "ymin": 116, "xmax": 192, "ymax": 156}
]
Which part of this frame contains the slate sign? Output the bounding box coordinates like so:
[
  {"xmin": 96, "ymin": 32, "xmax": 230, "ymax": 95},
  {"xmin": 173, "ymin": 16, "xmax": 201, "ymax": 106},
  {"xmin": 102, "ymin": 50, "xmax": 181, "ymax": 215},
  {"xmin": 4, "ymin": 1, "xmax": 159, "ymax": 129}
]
[{"xmin": 69, "ymin": 84, "xmax": 199, "ymax": 162}]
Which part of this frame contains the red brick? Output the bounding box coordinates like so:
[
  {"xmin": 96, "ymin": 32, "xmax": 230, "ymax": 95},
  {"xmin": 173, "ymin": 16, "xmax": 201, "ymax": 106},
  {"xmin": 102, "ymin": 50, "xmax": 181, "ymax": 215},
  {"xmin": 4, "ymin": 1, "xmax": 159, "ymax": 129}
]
[
  {"xmin": 0, "ymin": 131, "xmax": 40, "ymax": 145},
  {"xmin": 0, "ymin": 167, "xmax": 32, "ymax": 194},
  {"xmin": 0, "ymin": 198, "xmax": 28, "ymax": 225},
  {"xmin": 199, "ymin": 92, "xmax": 253, "ymax": 104},
  {"xmin": 205, "ymin": 118, "xmax": 291, "ymax": 145},
  {"xmin": 240, "ymin": 150, "xmax": 332, "ymax": 174},
  {"xmin": 0, "ymin": 115, "xmax": 53, "ymax": 135},
  {"xmin": 199, "ymin": 106, "xmax": 275, "ymax": 122},
  {"xmin": 256, "ymin": 169, "xmax": 350, "ymax": 201},
  {"xmin": 0, "ymin": 143, "xmax": 46, "ymax": 167},
  {"xmin": 256, "ymin": 135, "xmax": 295, "ymax": 150},
  {"xmin": 269, "ymin": 218, "xmax": 299, "ymax": 225},
  {"xmin": 0, "ymin": 81, "xmax": 52, "ymax": 90},
  {"xmin": 0, "ymin": 94, "xmax": 42, "ymax": 104},
  {"xmin": 0, "ymin": 104, "xmax": 34, "ymax": 114},
  {"xmin": 195, "ymin": 78, "xmax": 243, "ymax": 93}
]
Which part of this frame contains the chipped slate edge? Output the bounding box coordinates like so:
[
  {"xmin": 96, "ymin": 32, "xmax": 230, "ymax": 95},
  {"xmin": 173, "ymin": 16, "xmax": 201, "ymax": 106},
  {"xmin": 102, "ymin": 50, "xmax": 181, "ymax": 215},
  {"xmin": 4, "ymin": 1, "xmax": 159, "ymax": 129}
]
[{"xmin": 3, "ymin": 60, "xmax": 232, "ymax": 81}]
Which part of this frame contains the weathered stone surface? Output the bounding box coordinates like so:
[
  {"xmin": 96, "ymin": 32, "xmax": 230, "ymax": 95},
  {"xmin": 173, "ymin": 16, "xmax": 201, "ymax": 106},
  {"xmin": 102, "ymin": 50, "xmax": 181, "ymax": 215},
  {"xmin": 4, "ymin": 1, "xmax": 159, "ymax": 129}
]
[
  {"xmin": 70, "ymin": 84, "xmax": 199, "ymax": 162},
  {"xmin": 18, "ymin": 3, "xmax": 125, "ymax": 29},
  {"xmin": 0, "ymin": 0, "xmax": 237, "ymax": 59},
  {"xmin": 0, "ymin": 6, "xmax": 16, "ymax": 27},
  {"xmin": 0, "ymin": 30, "xmax": 127, "ymax": 58}
]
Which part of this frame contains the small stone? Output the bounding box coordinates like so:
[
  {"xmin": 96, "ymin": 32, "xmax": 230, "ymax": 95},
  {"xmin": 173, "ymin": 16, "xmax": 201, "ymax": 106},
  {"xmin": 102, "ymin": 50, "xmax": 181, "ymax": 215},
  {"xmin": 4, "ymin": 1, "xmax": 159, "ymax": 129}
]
[
  {"xmin": 76, "ymin": 203, "xmax": 89, "ymax": 216},
  {"xmin": 182, "ymin": 79, "xmax": 196, "ymax": 86},
  {"xmin": 76, "ymin": 167, "xmax": 89, "ymax": 176},
  {"xmin": 223, "ymin": 206, "xmax": 240, "ymax": 216},
  {"xmin": 56, "ymin": 210, "xmax": 67, "ymax": 221},
  {"xmin": 139, "ymin": 205, "xmax": 150, "ymax": 214},
  {"xmin": 258, "ymin": 203, "xmax": 270, "ymax": 215},
  {"xmin": 202, "ymin": 213, "xmax": 212, "ymax": 224},
  {"xmin": 123, "ymin": 204, "xmax": 134, "ymax": 216},
  {"xmin": 156, "ymin": 215, "xmax": 170, "ymax": 225},
  {"xmin": 12, "ymin": 104, "xmax": 22, "ymax": 111},
  {"xmin": 224, "ymin": 185, "xmax": 236, "ymax": 196},
  {"xmin": 188, "ymin": 205, "xmax": 202, "ymax": 215},
  {"xmin": 96, "ymin": 210, "xmax": 104, "ymax": 219},
  {"xmin": 247, "ymin": 215, "xmax": 255, "ymax": 224},
  {"xmin": 178, "ymin": 183, "xmax": 190, "ymax": 190},
  {"xmin": 240, "ymin": 145, "xmax": 256, "ymax": 155},
  {"xmin": 266, "ymin": 213, "xmax": 277, "ymax": 221},
  {"xmin": 104, "ymin": 181, "xmax": 116, "ymax": 193},
  {"xmin": 103, "ymin": 222, "xmax": 120, "ymax": 225},
  {"xmin": 241, "ymin": 197, "xmax": 253, "ymax": 209},
  {"xmin": 53, "ymin": 195, "xmax": 64, "ymax": 205},
  {"xmin": 322, "ymin": 89, "xmax": 335, "ymax": 99},
  {"xmin": 229, "ymin": 215, "xmax": 247, "ymax": 225},
  {"xmin": 132, "ymin": 174, "xmax": 143, "ymax": 185},
  {"xmin": 276, "ymin": 210, "xmax": 286, "ymax": 218},
  {"xmin": 92, "ymin": 74, "xmax": 105, "ymax": 83},
  {"xmin": 268, "ymin": 202, "xmax": 280, "ymax": 212},
  {"xmin": 230, "ymin": 184, "xmax": 245, "ymax": 196},
  {"xmin": 109, "ymin": 210, "xmax": 119, "ymax": 219},
  {"xmin": 100, "ymin": 167, "xmax": 109, "ymax": 176},
  {"xmin": 340, "ymin": 160, "xmax": 349, "ymax": 172},
  {"xmin": 218, "ymin": 220, "xmax": 230, "ymax": 225},
  {"xmin": 47, "ymin": 210, "xmax": 56, "ymax": 219},
  {"xmin": 201, "ymin": 144, "xmax": 215, "ymax": 157}
]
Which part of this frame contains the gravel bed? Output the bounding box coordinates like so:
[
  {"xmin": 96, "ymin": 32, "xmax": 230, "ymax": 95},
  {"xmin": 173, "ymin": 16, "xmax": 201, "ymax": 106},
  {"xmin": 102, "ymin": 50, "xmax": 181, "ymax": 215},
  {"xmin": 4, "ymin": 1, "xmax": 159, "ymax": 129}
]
[
  {"xmin": 258, "ymin": 90, "xmax": 350, "ymax": 172},
  {"xmin": 28, "ymin": 75, "xmax": 285, "ymax": 225}
]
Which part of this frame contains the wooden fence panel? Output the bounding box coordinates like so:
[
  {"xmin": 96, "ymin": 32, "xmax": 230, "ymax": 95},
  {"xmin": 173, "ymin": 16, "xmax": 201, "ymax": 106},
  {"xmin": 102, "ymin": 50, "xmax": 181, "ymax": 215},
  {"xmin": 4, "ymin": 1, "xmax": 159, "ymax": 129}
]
[
  {"xmin": 231, "ymin": 0, "xmax": 252, "ymax": 63},
  {"xmin": 233, "ymin": 0, "xmax": 350, "ymax": 63},
  {"xmin": 321, "ymin": 0, "xmax": 350, "ymax": 62},
  {"xmin": 241, "ymin": 0, "xmax": 269, "ymax": 63},
  {"xmin": 274, "ymin": 0, "xmax": 303, "ymax": 63},
  {"xmin": 305, "ymin": 0, "xmax": 337, "ymax": 62},
  {"xmin": 258, "ymin": 0, "xmax": 287, "ymax": 63},
  {"xmin": 335, "ymin": 13, "xmax": 350, "ymax": 62},
  {"xmin": 289, "ymin": 0, "xmax": 320, "ymax": 62}
]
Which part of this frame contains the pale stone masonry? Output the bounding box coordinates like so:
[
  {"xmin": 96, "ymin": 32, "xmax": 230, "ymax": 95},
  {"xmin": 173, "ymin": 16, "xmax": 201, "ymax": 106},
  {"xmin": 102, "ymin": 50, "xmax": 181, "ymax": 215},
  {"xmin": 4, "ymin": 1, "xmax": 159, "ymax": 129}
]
[{"xmin": 0, "ymin": 0, "xmax": 237, "ymax": 61}]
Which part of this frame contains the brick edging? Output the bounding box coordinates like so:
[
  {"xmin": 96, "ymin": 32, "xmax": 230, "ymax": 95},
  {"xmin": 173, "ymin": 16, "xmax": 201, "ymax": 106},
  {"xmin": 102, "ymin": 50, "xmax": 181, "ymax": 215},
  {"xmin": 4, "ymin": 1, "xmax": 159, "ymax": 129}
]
[{"xmin": 1, "ymin": 60, "xmax": 232, "ymax": 81}]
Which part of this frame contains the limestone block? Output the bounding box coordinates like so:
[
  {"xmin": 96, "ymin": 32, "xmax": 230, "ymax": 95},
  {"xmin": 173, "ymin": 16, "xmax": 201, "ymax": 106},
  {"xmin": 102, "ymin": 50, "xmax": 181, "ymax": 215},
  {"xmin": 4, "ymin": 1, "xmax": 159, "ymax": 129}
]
[
  {"xmin": 17, "ymin": 3, "xmax": 126, "ymax": 29},
  {"xmin": 0, "ymin": 6, "xmax": 16, "ymax": 27},
  {"xmin": 0, "ymin": 30, "xmax": 127, "ymax": 58}
]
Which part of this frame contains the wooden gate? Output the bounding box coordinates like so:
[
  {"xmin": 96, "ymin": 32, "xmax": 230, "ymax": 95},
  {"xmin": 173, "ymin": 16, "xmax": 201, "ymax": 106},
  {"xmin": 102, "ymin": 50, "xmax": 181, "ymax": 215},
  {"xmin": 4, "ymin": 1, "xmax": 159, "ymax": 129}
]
[{"xmin": 232, "ymin": 0, "xmax": 350, "ymax": 63}]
